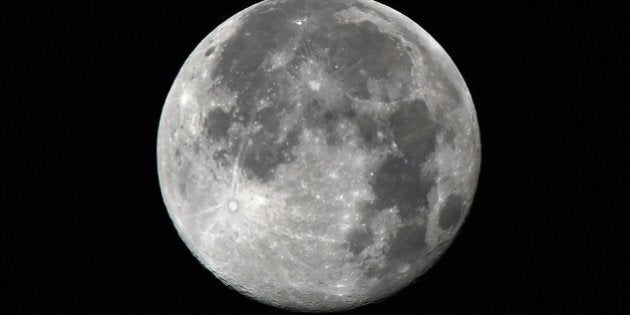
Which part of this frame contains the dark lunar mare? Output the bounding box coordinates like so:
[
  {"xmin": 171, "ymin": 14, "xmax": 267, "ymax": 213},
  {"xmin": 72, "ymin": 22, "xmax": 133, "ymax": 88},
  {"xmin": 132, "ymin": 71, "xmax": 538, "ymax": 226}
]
[{"xmin": 347, "ymin": 98, "xmax": 441, "ymax": 278}]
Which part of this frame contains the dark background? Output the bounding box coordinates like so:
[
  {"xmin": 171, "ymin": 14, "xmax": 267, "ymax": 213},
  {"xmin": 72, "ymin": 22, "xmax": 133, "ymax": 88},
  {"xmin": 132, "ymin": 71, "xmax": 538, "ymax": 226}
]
[{"xmin": 4, "ymin": 1, "xmax": 627, "ymax": 313}]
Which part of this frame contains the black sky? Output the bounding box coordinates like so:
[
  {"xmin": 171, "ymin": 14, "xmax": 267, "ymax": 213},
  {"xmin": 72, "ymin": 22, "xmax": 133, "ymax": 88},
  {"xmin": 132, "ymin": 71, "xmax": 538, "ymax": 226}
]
[{"xmin": 4, "ymin": 1, "xmax": 627, "ymax": 313}]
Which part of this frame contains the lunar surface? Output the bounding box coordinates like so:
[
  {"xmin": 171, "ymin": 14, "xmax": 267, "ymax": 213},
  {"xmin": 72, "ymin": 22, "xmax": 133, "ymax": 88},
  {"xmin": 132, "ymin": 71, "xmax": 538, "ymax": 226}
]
[{"xmin": 157, "ymin": 0, "xmax": 480, "ymax": 311}]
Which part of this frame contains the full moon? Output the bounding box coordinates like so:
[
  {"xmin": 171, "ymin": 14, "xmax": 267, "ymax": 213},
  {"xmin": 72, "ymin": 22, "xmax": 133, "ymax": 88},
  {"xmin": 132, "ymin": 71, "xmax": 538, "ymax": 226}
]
[{"xmin": 157, "ymin": 0, "xmax": 480, "ymax": 312}]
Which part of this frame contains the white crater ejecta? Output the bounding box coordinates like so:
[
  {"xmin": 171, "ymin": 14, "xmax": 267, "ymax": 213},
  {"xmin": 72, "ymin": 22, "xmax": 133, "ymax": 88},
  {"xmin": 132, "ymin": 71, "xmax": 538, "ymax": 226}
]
[{"xmin": 157, "ymin": 0, "xmax": 481, "ymax": 312}]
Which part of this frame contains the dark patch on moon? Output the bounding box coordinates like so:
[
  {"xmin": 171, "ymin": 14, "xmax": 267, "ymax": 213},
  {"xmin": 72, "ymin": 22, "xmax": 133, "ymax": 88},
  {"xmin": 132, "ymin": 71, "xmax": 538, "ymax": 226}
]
[
  {"xmin": 361, "ymin": 99, "xmax": 440, "ymax": 223},
  {"xmin": 323, "ymin": 110, "xmax": 342, "ymax": 146},
  {"xmin": 209, "ymin": 8, "xmax": 297, "ymax": 126},
  {"xmin": 302, "ymin": 99, "xmax": 324, "ymax": 127},
  {"xmin": 345, "ymin": 225, "xmax": 373, "ymax": 256},
  {"xmin": 215, "ymin": 6, "xmax": 299, "ymax": 90},
  {"xmin": 390, "ymin": 99, "xmax": 439, "ymax": 161},
  {"xmin": 243, "ymin": 78, "xmax": 289, "ymax": 124},
  {"xmin": 241, "ymin": 127, "xmax": 301, "ymax": 182},
  {"xmin": 346, "ymin": 99, "xmax": 440, "ymax": 257},
  {"xmin": 321, "ymin": 21, "xmax": 414, "ymax": 103},
  {"xmin": 370, "ymin": 155, "xmax": 433, "ymax": 221},
  {"xmin": 204, "ymin": 109, "xmax": 231, "ymax": 141},
  {"xmin": 356, "ymin": 114, "xmax": 379, "ymax": 145},
  {"xmin": 340, "ymin": 103, "xmax": 357, "ymax": 119},
  {"xmin": 443, "ymin": 128, "xmax": 456, "ymax": 144},
  {"xmin": 438, "ymin": 195, "xmax": 464, "ymax": 230},
  {"xmin": 212, "ymin": 148, "xmax": 232, "ymax": 168},
  {"xmin": 301, "ymin": 99, "xmax": 354, "ymax": 147},
  {"xmin": 204, "ymin": 46, "xmax": 215, "ymax": 57},
  {"xmin": 254, "ymin": 102, "xmax": 285, "ymax": 134},
  {"xmin": 378, "ymin": 223, "xmax": 427, "ymax": 277}
]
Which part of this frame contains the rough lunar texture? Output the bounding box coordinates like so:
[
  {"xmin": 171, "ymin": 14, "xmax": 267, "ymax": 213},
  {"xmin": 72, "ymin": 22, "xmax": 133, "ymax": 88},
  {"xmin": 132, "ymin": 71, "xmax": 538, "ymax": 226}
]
[{"xmin": 157, "ymin": 0, "xmax": 481, "ymax": 312}]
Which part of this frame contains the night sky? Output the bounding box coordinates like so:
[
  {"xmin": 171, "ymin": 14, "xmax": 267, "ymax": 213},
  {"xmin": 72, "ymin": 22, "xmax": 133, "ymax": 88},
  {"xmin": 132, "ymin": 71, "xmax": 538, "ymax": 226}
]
[{"xmin": 4, "ymin": 1, "xmax": 627, "ymax": 313}]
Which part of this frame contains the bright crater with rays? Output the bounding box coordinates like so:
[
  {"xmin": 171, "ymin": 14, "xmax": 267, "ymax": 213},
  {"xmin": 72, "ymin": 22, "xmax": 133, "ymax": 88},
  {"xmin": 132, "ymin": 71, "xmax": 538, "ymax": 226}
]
[{"xmin": 157, "ymin": 0, "xmax": 481, "ymax": 312}]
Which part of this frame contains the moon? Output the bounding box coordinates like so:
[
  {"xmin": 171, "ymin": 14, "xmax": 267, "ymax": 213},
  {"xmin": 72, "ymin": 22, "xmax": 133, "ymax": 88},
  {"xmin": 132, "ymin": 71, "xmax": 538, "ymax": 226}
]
[{"xmin": 157, "ymin": 0, "xmax": 480, "ymax": 311}]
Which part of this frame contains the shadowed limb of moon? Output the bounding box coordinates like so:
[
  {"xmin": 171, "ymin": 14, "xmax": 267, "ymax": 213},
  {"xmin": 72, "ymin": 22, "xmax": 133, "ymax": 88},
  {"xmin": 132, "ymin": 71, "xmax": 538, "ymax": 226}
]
[{"xmin": 157, "ymin": 0, "xmax": 480, "ymax": 312}]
